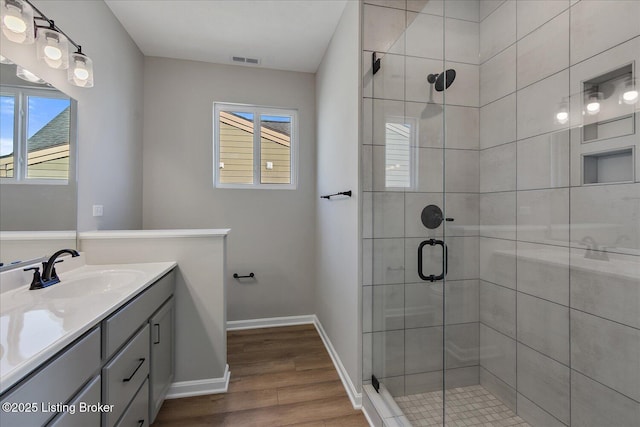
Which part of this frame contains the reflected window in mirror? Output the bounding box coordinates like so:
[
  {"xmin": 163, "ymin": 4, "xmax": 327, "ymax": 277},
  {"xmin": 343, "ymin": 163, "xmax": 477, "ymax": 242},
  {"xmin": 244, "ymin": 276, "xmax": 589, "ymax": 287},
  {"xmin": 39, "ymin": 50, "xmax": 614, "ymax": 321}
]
[{"xmin": 1, "ymin": 85, "xmax": 73, "ymax": 184}]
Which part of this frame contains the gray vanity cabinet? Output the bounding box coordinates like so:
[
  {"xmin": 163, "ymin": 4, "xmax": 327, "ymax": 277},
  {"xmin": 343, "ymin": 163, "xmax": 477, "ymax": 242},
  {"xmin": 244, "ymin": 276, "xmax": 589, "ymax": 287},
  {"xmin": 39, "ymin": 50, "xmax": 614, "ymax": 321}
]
[
  {"xmin": 149, "ymin": 297, "xmax": 174, "ymax": 423},
  {"xmin": 0, "ymin": 268, "xmax": 176, "ymax": 427}
]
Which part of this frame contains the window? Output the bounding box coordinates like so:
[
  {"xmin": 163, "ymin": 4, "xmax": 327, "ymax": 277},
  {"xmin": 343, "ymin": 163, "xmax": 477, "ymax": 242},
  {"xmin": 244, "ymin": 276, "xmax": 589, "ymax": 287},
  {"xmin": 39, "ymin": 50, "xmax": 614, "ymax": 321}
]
[
  {"xmin": 384, "ymin": 117, "xmax": 416, "ymax": 189},
  {"xmin": 214, "ymin": 103, "xmax": 297, "ymax": 189},
  {"xmin": 1, "ymin": 86, "xmax": 73, "ymax": 184}
]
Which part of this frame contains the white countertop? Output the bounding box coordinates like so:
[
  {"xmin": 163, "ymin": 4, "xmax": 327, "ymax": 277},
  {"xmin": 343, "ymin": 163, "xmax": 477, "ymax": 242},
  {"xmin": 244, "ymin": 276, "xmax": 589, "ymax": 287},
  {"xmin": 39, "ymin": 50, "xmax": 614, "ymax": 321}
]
[
  {"xmin": 0, "ymin": 261, "xmax": 177, "ymax": 394},
  {"xmin": 79, "ymin": 229, "xmax": 230, "ymax": 239}
]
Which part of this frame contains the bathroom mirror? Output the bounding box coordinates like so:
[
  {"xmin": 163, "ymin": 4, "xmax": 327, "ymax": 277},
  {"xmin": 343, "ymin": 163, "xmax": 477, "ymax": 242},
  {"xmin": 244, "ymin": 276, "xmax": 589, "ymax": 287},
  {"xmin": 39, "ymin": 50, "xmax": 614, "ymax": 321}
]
[{"xmin": 0, "ymin": 58, "xmax": 78, "ymax": 267}]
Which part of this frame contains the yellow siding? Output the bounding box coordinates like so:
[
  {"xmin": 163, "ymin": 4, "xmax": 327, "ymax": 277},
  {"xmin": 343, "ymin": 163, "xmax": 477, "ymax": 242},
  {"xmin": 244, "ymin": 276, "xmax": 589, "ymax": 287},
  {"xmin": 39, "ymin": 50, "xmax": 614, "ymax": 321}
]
[
  {"xmin": 0, "ymin": 144, "xmax": 69, "ymax": 180},
  {"xmin": 218, "ymin": 116, "xmax": 292, "ymax": 185},
  {"xmin": 219, "ymin": 122, "xmax": 254, "ymax": 184}
]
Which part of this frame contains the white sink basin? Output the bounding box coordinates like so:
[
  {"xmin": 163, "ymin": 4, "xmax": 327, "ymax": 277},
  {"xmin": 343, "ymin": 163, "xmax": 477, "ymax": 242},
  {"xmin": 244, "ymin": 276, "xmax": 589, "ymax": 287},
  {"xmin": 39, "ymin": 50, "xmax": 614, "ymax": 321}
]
[
  {"xmin": 5, "ymin": 267, "xmax": 147, "ymax": 311},
  {"xmin": 46, "ymin": 269, "xmax": 146, "ymax": 299}
]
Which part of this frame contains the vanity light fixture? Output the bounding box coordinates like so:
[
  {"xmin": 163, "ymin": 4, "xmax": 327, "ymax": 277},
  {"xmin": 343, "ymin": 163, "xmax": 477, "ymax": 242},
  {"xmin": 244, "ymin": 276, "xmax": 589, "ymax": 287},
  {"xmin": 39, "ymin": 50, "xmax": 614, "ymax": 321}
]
[
  {"xmin": 621, "ymin": 77, "xmax": 638, "ymax": 105},
  {"xmin": 0, "ymin": 0, "xmax": 34, "ymax": 44},
  {"xmin": 0, "ymin": 0, "xmax": 93, "ymax": 88}
]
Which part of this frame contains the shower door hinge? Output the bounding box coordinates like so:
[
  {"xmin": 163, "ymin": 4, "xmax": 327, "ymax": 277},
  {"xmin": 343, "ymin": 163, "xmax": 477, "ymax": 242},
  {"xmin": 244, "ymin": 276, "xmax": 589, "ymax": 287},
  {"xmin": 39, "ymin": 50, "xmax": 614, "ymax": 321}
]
[
  {"xmin": 372, "ymin": 52, "xmax": 381, "ymax": 75},
  {"xmin": 372, "ymin": 375, "xmax": 380, "ymax": 393}
]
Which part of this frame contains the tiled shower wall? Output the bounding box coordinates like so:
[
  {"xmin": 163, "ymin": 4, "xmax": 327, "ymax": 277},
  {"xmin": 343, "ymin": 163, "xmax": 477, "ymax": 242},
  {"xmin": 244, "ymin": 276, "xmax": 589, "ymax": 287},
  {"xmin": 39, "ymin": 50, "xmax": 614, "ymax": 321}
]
[
  {"xmin": 477, "ymin": 1, "xmax": 640, "ymax": 426},
  {"xmin": 361, "ymin": 0, "xmax": 482, "ymax": 397},
  {"xmin": 362, "ymin": 0, "xmax": 640, "ymax": 426}
]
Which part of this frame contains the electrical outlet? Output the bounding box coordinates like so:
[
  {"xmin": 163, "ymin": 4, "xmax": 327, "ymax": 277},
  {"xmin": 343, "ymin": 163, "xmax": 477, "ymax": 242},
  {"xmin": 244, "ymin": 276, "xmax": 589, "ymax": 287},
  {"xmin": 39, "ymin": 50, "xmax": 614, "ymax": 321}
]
[{"xmin": 92, "ymin": 205, "xmax": 103, "ymax": 217}]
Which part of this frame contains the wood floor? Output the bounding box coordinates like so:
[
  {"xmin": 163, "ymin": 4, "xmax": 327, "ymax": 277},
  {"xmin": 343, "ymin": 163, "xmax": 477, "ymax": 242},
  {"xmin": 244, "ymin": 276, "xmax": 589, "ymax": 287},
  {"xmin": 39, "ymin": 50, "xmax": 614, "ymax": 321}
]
[{"xmin": 152, "ymin": 324, "xmax": 368, "ymax": 426}]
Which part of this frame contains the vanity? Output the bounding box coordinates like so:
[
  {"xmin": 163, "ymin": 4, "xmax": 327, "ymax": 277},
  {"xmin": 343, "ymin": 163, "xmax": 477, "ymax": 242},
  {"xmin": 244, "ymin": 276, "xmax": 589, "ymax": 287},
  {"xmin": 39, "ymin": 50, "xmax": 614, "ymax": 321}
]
[{"xmin": 0, "ymin": 260, "xmax": 177, "ymax": 427}]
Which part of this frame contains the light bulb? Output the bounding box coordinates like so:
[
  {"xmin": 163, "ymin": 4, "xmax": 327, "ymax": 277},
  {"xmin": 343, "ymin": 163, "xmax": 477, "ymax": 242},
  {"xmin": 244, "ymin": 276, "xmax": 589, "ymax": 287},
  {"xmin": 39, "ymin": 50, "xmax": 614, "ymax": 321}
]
[
  {"xmin": 74, "ymin": 67, "xmax": 89, "ymax": 80},
  {"xmin": 0, "ymin": 0, "xmax": 35, "ymax": 44},
  {"xmin": 3, "ymin": 14, "xmax": 25, "ymax": 33},
  {"xmin": 556, "ymin": 110, "xmax": 568, "ymax": 124},
  {"xmin": 44, "ymin": 44, "xmax": 62, "ymax": 60},
  {"xmin": 622, "ymin": 89, "xmax": 638, "ymax": 105}
]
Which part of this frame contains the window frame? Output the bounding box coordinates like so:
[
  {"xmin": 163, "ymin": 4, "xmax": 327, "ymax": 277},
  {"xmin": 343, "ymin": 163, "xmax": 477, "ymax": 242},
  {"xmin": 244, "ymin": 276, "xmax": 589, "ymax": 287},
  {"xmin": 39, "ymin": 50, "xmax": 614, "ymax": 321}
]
[
  {"xmin": 0, "ymin": 85, "xmax": 76, "ymax": 186},
  {"xmin": 213, "ymin": 102, "xmax": 298, "ymax": 190}
]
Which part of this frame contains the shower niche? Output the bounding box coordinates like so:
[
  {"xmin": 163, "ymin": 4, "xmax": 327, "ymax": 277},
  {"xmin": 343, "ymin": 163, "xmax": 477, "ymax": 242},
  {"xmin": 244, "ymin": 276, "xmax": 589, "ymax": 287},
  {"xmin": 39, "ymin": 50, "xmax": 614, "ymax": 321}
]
[{"xmin": 581, "ymin": 63, "xmax": 637, "ymax": 184}]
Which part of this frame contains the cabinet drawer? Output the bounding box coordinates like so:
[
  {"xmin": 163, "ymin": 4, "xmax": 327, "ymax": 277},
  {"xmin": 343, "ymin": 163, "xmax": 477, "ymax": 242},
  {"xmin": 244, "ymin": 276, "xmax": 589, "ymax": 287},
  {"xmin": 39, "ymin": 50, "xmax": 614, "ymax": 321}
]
[
  {"xmin": 103, "ymin": 270, "xmax": 175, "ymax": 359},
  {"xmin": 0, "ymin": 328, "xmax": 101, "ymax": 427},
  {"xmin": 115, "ymin": 379, "xmax": 149, "ymax": 427},
  {"xmin": 103, "ymin": 325, "xmax": 150, "ymax": 427},
  {"xmin": 47, "ymin": 376, "xmax": 101, "ymax": 427}
]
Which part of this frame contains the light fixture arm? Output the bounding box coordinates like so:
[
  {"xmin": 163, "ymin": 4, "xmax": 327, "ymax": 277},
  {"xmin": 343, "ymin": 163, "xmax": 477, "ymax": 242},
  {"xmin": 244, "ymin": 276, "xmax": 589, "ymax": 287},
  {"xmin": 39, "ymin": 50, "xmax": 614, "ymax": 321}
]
[{"xmin": 24, "ymin": 0, "xmax": 81, "ymax": 52}]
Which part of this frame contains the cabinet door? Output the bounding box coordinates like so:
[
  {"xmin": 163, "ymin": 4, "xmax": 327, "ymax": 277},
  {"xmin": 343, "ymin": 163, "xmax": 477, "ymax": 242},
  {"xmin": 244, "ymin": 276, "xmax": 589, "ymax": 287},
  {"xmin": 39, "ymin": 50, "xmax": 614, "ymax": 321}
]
[{"xmin": 149, "ymin": 297, "xmax": 174, "ymax": 423}]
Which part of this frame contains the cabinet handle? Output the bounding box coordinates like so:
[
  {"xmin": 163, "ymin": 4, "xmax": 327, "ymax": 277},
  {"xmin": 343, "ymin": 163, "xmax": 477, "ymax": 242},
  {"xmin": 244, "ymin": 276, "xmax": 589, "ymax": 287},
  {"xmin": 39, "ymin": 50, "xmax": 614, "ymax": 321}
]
[
  {"xmin": 137, "ymin": 419, "xmax": 145, "ymax": 427},
  {"xmin": 154, "ymin": 323, "xmax": 160, "ymax": 345},
  {"xmin": 122, "ymin": 358, "xmax": 145, "ymax": 382}
]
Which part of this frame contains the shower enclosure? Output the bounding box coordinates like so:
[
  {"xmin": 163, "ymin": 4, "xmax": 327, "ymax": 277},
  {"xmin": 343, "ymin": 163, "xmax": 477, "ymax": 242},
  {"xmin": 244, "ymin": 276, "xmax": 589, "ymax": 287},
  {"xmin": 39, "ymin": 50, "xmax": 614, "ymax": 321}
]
[{"xmin": 361, "ymin": 1, "xmax": 640, "ymax": 426}]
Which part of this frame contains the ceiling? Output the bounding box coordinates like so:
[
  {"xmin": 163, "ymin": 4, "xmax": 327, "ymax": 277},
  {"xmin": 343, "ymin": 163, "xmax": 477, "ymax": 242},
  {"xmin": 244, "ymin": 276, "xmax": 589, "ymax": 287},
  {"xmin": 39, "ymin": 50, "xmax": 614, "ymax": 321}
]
[{"xmin": 105, "ymin": 0, "xmax": 348, "ymax": 73}]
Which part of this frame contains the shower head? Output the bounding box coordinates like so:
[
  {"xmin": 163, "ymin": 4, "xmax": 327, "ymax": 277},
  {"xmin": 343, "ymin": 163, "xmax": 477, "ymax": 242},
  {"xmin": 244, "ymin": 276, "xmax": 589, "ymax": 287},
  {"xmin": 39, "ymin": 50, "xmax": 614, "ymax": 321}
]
[{"xmin": 427, "ymin": 69, "xmax": 456, "ymax": 91}]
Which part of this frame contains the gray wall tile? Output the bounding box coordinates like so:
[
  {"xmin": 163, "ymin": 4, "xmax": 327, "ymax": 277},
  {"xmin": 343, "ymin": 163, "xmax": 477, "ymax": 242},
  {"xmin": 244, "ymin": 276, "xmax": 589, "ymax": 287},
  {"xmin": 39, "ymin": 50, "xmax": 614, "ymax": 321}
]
[
  {"xmin": 517, "ymin": 393, "xmax": 567, "ymax": 427},
  {"xmin": 571, "ymin": 370, "xmax": 640, "ymax": 427},
  {"xmin": 405, "ymin": 282, "xmax": 443, "ymax": 328},
  {"xmin": 406, "ymin": 326, "xmax": 444, "ymax": 374},
  {"xmin": 480, "ymin": 280, "xmax": 516, "ymax": 338},
  {"xmin": 446, "ymin": 323, "xmax": 479, "ymax": 369},
  {"xmin": 480, "ymin": 366, "xmax": 517, "ymax": 412},
  {"xmin": 480, "ymin": 142, "xmax": 516, "ymax": 193},
  {"xmin": 445, "ymin": 280, "xmax": 480, "ymax": 325},
  {"xmin": 480, "ymin": 324, "xmax": 516, "ymax": 387},
  {"xmin": 570, "ymin": 249, "xmax": 640, "ymax": 329},
  {"xmin": 517, "ymin": 293, "xmax": 570, "ymax": 365},
  {"xmin": 571, "ymin": 309, "xmax": 640, "ymax": 401},
  {"xmin": 480, "ymin": 237, "xmax": 516, "ymax": 289},
  {"xmin": 517, "ymin": 241, "xmax": 569, "ymax": 306},
  {"xmin": 373, "ymin": 330, "xmax": 405, "ymax": 378},
  {"xmin": 517, "ymin": 344, "xmax": 570, "ymax": 424},
  {"xmin": 372, "ymin": 284, "xmax": 405, "ymax": 331},
  {"xmin": 480, "ymin": 192, "xmax": 516, "ymax": 240},
  {"xmin": 516, "ymin": 188, "xmax": 570, "ymax": 245}
]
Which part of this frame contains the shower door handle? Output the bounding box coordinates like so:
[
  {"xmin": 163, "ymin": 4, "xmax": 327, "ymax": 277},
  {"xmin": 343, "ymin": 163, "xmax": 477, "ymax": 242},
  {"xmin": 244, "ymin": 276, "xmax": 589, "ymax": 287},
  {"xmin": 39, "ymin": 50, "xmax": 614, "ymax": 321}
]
[{"xmin": 417, "ymin": 239, "xmax": 448, "ymax": 282}]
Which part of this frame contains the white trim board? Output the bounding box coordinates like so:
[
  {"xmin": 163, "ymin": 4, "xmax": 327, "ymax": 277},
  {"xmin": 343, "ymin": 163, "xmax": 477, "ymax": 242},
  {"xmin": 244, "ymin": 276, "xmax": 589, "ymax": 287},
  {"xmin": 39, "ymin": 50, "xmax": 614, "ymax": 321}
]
[
  {"xmin": 226, "ymin": 315, "xmax": 363, "ymax": 410},
  {"xmin": 226, "ymin": 314, "xmax": 316, "ymax": 330},
  {"xmin": 166, "ymin": 364, "xmax": 230, "ymax": 399},
  {"xmin": 311, "ymin": 315, "xmax": 363, "ymax": 409}
]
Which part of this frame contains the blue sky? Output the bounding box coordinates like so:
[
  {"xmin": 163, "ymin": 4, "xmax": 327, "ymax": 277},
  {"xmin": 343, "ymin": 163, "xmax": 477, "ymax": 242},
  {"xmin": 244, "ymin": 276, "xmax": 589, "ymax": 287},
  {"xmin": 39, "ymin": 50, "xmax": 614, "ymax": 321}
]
[
  {"xmin": 1, "ymin": 95, "xmax": 69, "ymax": 156},
  {"xmin": 234, "ymin": 112, "xmax": 290, "ymax": 122}
]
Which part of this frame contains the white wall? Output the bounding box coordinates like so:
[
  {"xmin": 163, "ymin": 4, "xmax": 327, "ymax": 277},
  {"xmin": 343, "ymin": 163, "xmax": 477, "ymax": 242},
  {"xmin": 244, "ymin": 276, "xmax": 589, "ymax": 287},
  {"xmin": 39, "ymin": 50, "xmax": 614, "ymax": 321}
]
[
  {"xmin": 80, "ymin": 231, "xmax": 228, "ymax": 385},
  {"xmin": 141, "ymin": 57, "xmax": 317, "ymax": 321},
  {"xmin": 315, "ymin": 0, "xmax": 361, "ymax": 395},
  {"xmin": 0, "ymin": 1, "xmax": 145, "ymax": 232}
]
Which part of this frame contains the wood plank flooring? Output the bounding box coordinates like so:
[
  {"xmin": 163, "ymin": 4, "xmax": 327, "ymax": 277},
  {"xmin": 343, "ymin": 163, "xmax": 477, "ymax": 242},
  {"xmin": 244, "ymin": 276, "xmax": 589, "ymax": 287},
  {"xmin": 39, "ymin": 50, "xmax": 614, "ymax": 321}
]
[{"xmin": 152, "ymin": 324, "xmax": 368, "ymax": 426}]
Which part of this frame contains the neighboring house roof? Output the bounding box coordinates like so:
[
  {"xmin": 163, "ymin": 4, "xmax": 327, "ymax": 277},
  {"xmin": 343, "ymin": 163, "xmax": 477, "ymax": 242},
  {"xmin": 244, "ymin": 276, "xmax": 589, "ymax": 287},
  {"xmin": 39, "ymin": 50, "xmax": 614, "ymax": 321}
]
[
  {"xmin": 220, "ymin": 111, "xmax": 290, "ymax": 147},
  {"xmin": 27, "ymin": 107, "xmax": 70, "ymax": 151}
]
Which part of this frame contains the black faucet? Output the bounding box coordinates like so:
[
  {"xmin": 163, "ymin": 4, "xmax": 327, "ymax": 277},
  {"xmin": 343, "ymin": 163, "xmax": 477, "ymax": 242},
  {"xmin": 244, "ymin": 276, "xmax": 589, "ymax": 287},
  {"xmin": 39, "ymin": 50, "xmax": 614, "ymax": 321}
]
[{"xmin": 25, "ymin": 249, "xmax": 80, "ymax": 290}]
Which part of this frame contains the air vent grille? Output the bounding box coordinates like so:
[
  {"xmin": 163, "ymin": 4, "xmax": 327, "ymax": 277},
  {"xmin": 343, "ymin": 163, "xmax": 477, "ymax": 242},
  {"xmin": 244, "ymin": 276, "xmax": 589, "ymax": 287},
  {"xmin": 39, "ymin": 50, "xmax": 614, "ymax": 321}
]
[{"xmin": 231, "ymin": 56, "xmax": 260, "ymax": 65}]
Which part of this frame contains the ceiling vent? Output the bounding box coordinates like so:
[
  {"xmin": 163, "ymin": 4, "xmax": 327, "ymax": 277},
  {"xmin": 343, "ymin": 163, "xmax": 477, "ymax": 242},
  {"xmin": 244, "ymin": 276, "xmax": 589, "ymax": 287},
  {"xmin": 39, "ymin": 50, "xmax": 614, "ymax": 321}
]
[{"xmin": 232, "ymin": 56, "xmax": 260, "ymax": 65}]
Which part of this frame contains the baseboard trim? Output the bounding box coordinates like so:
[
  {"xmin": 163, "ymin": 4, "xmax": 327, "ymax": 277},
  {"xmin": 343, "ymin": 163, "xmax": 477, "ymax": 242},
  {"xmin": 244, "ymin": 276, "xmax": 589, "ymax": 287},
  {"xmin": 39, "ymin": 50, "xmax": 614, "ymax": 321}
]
[
  {"xmin": 227, "ymin": 315, "xmax": 316, "ymax": 330},
  {"xmin": 311, "ymin": 315, "xmax": 362, "ymax": 410},
  {"xmin": 166, "ymin": 364, "xmax": 230, "ymax": 399}
]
